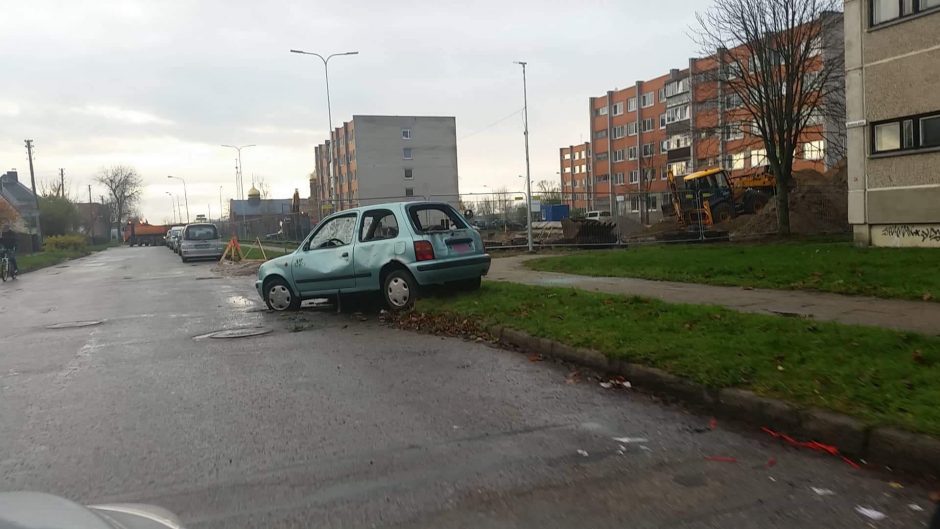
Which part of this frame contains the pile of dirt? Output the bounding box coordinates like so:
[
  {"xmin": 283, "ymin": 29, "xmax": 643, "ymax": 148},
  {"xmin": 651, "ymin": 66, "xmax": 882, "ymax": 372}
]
[
  {"xmin": 212, "ymin": 259, "xmax": 265, "ymax": 277},
  {"xmin": 726, "ymin": 162, "xmax": 849, "ymax": 237}
]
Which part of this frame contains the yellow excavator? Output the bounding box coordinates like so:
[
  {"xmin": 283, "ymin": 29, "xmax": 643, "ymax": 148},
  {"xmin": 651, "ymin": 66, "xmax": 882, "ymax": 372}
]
[{"xmin": 662, "ymin": 167, "xmax": 775, "ymax": 227}]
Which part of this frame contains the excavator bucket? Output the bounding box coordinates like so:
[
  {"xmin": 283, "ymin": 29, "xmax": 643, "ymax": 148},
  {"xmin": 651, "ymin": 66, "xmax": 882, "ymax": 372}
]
[{"xmin": 561, "ymin": 218, "xmax": 618, "ymax": 245}]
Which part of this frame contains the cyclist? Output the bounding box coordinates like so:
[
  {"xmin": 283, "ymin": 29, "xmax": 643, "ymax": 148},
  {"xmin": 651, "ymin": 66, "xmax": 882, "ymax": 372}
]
[{"xmin": 0, "ymin": 228, "xmax": 17, "ymax": 277}]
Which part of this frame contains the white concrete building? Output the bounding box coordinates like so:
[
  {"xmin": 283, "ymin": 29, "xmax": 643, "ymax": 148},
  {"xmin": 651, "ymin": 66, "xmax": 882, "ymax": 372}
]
[{"xmin": 311, "ymin": 116, "xmax": 459, "ymax": 214}]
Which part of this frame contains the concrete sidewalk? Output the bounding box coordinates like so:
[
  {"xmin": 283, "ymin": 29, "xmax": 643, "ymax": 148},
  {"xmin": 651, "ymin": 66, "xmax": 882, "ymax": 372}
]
[{"xmin": 487, "ymin": 255, "xmax": 940, "ymax": 335}]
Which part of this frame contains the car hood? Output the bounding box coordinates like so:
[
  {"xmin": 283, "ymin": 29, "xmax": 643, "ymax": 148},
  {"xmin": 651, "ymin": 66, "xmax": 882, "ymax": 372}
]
[
  {"xmin": 0, "ymin": 492, "xmax": 184, "ymax": 529},
  {"xmin": 260, "ymin": 254, "xmax": 294, "ymax": 275}
]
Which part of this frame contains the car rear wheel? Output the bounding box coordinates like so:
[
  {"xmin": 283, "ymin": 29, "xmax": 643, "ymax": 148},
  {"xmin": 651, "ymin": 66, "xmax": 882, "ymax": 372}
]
[
  {"xmin": 265, "ymin": 277, "xmax": 300, "ymax": 311},
  {"xmin": 383, "ymin": 269, "xmax": 416, "ymax": 311}
]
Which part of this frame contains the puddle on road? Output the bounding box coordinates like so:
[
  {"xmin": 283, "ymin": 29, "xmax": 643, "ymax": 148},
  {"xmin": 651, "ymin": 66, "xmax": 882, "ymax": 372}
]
[{"xmin": 227, "ymin": 295, "xmax": 255, "ymax": 307}]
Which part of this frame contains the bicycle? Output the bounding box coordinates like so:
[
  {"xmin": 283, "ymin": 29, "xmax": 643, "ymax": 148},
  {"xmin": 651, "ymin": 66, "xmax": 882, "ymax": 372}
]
[{"xmin": 0, "ymin": 248, "xmax": 16, "ymax": 282}]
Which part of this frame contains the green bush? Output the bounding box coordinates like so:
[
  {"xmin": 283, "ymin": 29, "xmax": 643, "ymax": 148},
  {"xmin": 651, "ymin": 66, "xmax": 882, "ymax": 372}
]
[{"xmin": 44, "ymin": 234, "xmax": 87, "ymax": 252}]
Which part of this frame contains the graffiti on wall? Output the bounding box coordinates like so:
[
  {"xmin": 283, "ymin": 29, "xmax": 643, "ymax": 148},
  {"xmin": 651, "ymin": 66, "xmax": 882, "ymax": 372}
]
[{"xmin": 880, "ymin": 225, "xmax": 940, "ymax": 243}]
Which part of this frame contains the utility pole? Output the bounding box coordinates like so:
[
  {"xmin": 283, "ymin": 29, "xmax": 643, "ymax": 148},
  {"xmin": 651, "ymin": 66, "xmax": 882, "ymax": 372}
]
[
  {"xmin": 59, "ymin": 169, "xmax": 65, "ymax": 198},
  {"xmin": 514, "ymin": 61, "xmax": 534, "ymax": 253},
  {"xmin": 88, "ymin": 184, "xmax": 94, "ymax": 243},
  {"xmin": 24, "ymin": 140, "xmax": 42, "ymax": 247}
]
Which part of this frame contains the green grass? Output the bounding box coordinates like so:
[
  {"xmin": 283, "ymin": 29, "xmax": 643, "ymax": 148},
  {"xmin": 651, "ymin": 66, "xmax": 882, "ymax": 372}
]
[
  {"xmin": 418, "ymin": 282, "xmax": 940, "ymax": 436},
  {"xmin": 15, "ymin": 241, "xmax": 119, "ymax": 273},
  {"xmin": 526, "ymin": 241, "xmax": 940, "ymax": 301}
]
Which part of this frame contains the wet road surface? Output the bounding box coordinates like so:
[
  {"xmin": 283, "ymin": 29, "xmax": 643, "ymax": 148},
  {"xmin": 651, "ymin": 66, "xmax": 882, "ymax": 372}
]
[{"xmin": 0, "ymin": 247, "xmax": 933, "ymax": 528}]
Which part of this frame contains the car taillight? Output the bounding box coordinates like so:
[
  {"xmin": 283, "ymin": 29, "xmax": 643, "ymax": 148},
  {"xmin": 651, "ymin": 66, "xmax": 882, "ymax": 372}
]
[{"xmin": 414, "ymin": 240, "xmax": 435, "ymax": 261}]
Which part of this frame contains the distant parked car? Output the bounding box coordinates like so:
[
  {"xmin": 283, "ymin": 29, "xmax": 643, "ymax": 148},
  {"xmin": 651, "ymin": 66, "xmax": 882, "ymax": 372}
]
[
  {"xmin": 585, "ymin": 210, "xmax": 612, "ymax": 221},
  {"xmin": 166, "ymin": 226, "xmax": 182, "ymax": 251},
  {"xmin": 255, "ymin": 201, "xmax": 491, "ymax": 311},
  {"xmin": 179, "ymin": 223, "xmax": 224, "ymax": 262}
]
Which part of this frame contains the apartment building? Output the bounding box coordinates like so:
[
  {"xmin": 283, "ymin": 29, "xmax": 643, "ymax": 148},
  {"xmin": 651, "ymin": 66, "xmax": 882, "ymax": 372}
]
[
  {"xmin": 559, "ymin": 142, "xmax": 592, "ymax": 211},
  {"xmin": 845, "ymin": 0, "xmax": 940, "ymax": 247},
  {"xmin": 589, "ymin": 74, "xmax": 671, "ymax": 220},
  {"xmin": 313, "ymin": 115, "xmax": 459, "ymax": 213}
]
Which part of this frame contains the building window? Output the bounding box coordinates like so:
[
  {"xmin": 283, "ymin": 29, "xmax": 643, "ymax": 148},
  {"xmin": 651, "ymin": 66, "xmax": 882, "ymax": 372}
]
[
  {"xmin": 612, "ymin": 149, "xmax": 625, "ymax": 162},
  {"xmin": 722, "ymin": 125, "xmax": 744, "ymax": 141},
  {"xmin": 401, "ymin": 128, "xmax": 412, "ymax": 140},
  {"xmin": 647, "ymin": 195, "xmax": 658, "ymax": 211},
  {"xmin": 596, "ymin": 106, "xmax": 608, "ymax": 116},
  {"xmin": 872, "ymin": 111, "xmax": 940, "ymax": 154},
  {"xmin": 405, "ymin": 187, "xmax": 414, "ymax": 197},
  {"xmin": 750, "ymin": 148, "xmax": 768, "ymax": 167},
  {"xmin": 595, "ymin": 129, "xmax": 608, "ymax": 139},
  {"xmin": 612, "ymin": 102, "xmax": 624, "ymax": 116},
  {"xmin": 666, "ymin": 105, "xmax": 689, "ymax": 124},
  {"xmin": 802, "ymin": 140, "xmax": 826, "ymax": 160},
  {"xmin": 596, "ymin": 152, "xmax": 609, "ymax": 161},
  {"xmin": 613, "ymin": 172, "xmax": 625, "ymax": 184},
  {"xmin": 627, "ymin": 121, "xmax": 637, "ymax": 136},
  {"xmin": 669, "ymin": 160, "xmax": 689, "ymax": 176},
  {"xmin": 641, "ymin": 91, "xmax": 654, "ymax": 108},
  {"xmin": 627, "ymin": 97, "xmax": 637, "ymax": 112},
  {"xmin": 612, "ymin": 125, "xmax": 626, "ymax": 139},
  {"xmin": 725, "ymin": 93, "xmax": 743, "ymax": 108},
  {"xmin": 403, "ymin": 147, "xmax": 413, "ymax": 160},
  {"xmin": 642, "ymin": 143, "xmax": 654, "ymax": 157},
  {"xmin": 404, "ymin": 168, "xmax": 414, "ymax": 179},
  {"xmin": 658, "ymin": 87, "xmax": 666, "ymax": 102},
  {"xmin": 596, "ymin": 174, "xmax": 610, "ymax": 183},
  {"xmin": 660, "ymin": 113, "xmax": 667, "ymax": 128},
  {"xmin": 641, "ymin": 118, "xmax": 654, "ymax": 132},
  {"xmin": 871, "ymin": 0, "xmax": 939, "ymax": 25},
  {"xmin": 660, "ymin": 139, "xmax": 669, "ymax": 153},
  {"xmin": 661, "ymin": 166, "xmax": 668, "ymax": 180},
  {"xmin": 627, "ymin": 146, "xmax": 638, "ymax": 160},
  {"xmin": 629, "ymin": 170, "xmax": 639, "ymax": 184}
]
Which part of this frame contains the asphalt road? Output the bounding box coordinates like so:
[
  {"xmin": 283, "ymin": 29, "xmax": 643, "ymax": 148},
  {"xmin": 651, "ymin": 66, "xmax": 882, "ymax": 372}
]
[{"xmin": 0, "ymin": 247, "xmax": 933, "ymax": 528}]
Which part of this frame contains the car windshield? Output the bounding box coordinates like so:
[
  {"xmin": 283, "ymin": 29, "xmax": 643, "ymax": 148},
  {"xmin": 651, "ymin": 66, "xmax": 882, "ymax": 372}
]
[
  {"xmin": 307, "ymin": 215, "xmax": 356, "ymax": 249},
  {"xmin": 185, "ymin": 225, "xmax": 218, "ymax": 240},
  {"xmin": 407, "ymin": 204, "xmax": 467, "ymax": 233}
]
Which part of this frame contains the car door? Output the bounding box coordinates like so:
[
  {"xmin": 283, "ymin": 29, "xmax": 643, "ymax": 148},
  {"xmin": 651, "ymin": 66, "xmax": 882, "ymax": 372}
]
[
  {"xmin": 354, "ymin": 208, "xmax": 404, "ymax": 292},
  {"xmin": 291, "ymin": 213, "xmax": 359, "ymax": 296}
]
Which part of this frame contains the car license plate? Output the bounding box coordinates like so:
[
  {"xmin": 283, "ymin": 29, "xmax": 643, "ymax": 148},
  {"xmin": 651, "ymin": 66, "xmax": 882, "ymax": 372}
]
[
  {"xmin": 196, "ymin": 244, "xmax": 209, "ymax": 248},
  {"xmin": 451, "ymin": 242, "xmax": 470, "ymax": 253}
]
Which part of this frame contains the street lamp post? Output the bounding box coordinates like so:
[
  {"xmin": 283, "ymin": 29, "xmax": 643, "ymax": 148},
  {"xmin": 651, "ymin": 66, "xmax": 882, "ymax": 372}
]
[
  {"xmin": 167, "ymin": 175, "xmax": 190, "ymax": 223},
  {"xmin": 220, "ymin": 145, "xmax": 255, "ymax": 238},
  {"xmin": 218, "ymin": 186, "xmax": 224, "ymax": 225},
  {"xmin": 290, "ymin": 49, "xmax": 358, "ymax": 211},
  {"xmin": 514, "ymin": 61, "xmax": 534, "ymax": 253},
  {"xmin": 165, "ymin": 192, "xmax": 177, "ymax": 224}
]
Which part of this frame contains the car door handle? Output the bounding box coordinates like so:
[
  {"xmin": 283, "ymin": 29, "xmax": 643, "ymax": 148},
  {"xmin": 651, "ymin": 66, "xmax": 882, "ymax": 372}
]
[{"xmin": 341, "ymin": 252, "xmax": 349, "ymax": 258}]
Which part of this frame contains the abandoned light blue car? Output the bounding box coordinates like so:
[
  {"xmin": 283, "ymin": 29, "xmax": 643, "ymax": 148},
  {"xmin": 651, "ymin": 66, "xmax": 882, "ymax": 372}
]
[{"xmin": 255, "ymin": 201, "xmax": 491, "ymax": 311}]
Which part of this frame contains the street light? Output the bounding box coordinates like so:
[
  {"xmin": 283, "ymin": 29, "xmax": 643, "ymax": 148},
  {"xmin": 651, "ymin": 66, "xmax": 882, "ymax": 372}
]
[
  {"xmin": 290, "ymin": 49, "xmax": 358, "ymax": 211},
  {"xmin": 218, "ymin": 185, "xmax": 224, "ymax": 224},
  {"xmin": 165, "ymin": 192, "xmax": 178, "ymax": 224},
  {"xmin": 220, "ymin": 144, "xmax": 255, "ymax": 201},
  {"xmin": 514, "ymin": 60, "xmax": 534, "ymax": 253},
  {"xmin": 167, "ymin": 175, "xmax": 190, "ymax": 223}
]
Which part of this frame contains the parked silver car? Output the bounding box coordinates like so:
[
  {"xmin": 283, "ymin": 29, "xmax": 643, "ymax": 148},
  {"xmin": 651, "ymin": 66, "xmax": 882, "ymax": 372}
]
[
  {"xmin": 166, "ymin": 226, "xmax": 183, "ymax": 252},
  {"xmin": 179, "ymin": 223, "xmax": 224, "ymax": 262}
]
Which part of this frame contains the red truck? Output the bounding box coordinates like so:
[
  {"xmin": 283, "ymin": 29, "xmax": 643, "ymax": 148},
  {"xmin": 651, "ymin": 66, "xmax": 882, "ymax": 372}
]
[{"xmin": 123, "ymin": 221, "xmax": 169, "ymax": 246}]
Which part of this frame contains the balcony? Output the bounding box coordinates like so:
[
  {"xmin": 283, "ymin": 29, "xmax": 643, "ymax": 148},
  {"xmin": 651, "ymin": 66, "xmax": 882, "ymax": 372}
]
[
  {"xmin": 667, "ymin": 146, "xmax": 691, "ymax": 162},
  {"xmin": 665, "ymin": 120, "xmax": 691, "ymax": 135},
  {"xmin": 666, "ymin": 92, "xmax": 690, "ymax": 108}
]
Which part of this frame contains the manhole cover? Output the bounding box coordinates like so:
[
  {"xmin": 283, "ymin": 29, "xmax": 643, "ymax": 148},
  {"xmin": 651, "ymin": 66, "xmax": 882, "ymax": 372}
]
[
  {"xmin": 46, "ymin": 320, "xmax": 103, "ymax": 329},
  {"xmin": 194, "ymin": 327, "xmax": 272, "ymax": 340}
]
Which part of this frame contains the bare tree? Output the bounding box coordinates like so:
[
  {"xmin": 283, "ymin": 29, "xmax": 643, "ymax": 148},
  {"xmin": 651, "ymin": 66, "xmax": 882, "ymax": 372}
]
[
  {"xmin": 255, "ymin": 176, "xmax": 271, "ymax": 199},
  {"xmin": 96, "ymin": 165, "xmax": 142, "ymax": 233},
  {"xmin": 0, "ymin": 197, "xmax": 18, "ymax": 229},
  {"xmin": 535, "ymin": 180, "xmax": 561, "ymax": 205},
  {"xmin": 693, "ymin": 0, "xmax": 844, "ymax": 234}
]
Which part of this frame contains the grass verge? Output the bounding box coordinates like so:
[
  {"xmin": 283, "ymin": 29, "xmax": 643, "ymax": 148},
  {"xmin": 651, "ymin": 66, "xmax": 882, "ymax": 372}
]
[
  {"xmin": 16, "ymin": 242, "xmax": 119, "ymax": 274},
  {"xmin": 525, "ymin": 241, "xmax": 940, "ymax": 301},
  {"xmin": 416, "ymin": 282, "xmax": 940, "ymax": 436}
]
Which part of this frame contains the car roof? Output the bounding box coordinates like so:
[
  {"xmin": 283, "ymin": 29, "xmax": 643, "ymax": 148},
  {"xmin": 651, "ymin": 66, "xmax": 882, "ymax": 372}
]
[{"xmin": 328, "ymin": 201, "xmax": 453, "ymax": 216}]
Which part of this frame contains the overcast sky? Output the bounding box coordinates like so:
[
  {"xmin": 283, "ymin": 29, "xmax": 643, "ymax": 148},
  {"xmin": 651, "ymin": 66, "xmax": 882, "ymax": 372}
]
[{"xmin": 0, "ymin": 0, "xmax": 704, "ymax": 223}]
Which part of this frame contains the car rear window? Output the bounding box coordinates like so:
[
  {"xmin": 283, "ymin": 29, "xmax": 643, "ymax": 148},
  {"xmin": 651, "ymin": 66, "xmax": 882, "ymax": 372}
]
[
  {"xmin": 185, "ymin": 225, "xmax": 219, "ymax": 240},
  {"xmin": 407, "ymin": 204, "xmax": 467, "ymax": 233}
]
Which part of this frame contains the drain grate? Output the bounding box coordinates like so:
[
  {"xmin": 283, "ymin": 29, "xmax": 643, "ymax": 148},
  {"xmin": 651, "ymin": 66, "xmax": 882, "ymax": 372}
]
[
  {"xmin": 46, "ymin": 320, "xmax": 103, "ymax": 329},
  {"xmin": 194, "ymin": 327, "xmax": 272, "ymax": 340}
]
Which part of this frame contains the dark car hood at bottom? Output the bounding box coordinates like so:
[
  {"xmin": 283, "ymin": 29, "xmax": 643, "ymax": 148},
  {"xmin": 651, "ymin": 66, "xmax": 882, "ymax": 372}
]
[{"xmin": 0, "ymin": 492, "xmax": 183, "ymax": 529}]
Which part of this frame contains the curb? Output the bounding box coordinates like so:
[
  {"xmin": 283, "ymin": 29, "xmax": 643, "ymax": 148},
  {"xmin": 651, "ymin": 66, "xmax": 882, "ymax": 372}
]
[{"xmin": 488, "ymin": 324, "xmax": 940, "ymax": 479}]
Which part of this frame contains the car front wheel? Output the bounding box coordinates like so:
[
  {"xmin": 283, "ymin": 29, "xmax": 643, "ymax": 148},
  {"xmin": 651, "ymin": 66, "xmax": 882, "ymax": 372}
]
[
  {"xmin": 383, "ymin": 269, "xmax": 416, "ymax": 311},
  {"xmin": 265, "ymin": 277, "xmax": 300, "ymax": 311}
]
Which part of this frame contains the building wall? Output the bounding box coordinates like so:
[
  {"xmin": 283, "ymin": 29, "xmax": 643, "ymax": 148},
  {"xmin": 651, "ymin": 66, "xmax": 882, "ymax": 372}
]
[
  {"xmin": 559, "ymin": 143, "xmax": 591, "ymax": 212},
  {"xmin": 845, "ymin": 0, "xmax": 940, "ymax": 247},
  {"xmin": 352, "ymin": 116, "xmax": 459, "ymax": 205}
]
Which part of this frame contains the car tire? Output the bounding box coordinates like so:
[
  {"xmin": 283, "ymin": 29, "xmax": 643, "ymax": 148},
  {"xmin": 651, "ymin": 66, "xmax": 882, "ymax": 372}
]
[
  {"xmin": 264, "ymin": 277, "xmax": 300, "ymax": 311},
  {"xmin": 383, "ymin": 269, "xmax": 416, "ymax": 311}
]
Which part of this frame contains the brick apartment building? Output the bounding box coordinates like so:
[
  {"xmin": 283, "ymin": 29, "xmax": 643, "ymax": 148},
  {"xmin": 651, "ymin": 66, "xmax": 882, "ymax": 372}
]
[
  {"xmin": 311, "ymin": 115, "xmax": 459, "ymax": 218},
  {"xmin": 559, "ymin": 12, "xmax": 845, "ymax": 223}
]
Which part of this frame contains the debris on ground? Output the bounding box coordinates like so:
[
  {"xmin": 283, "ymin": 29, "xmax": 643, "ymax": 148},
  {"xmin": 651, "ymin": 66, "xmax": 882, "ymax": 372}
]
[
  {"xmin": 598, "ymin": 375, "xmax": 632, "ymax": 389},
  {"xmin": 528, "ymin": 353, "xmax": 544, "ymax": 362},
  {"xmin": 888, "ymin": 481, "xmax": 904, "ymax": 489},
  {"xmin": 761, "ymin": 427, "xmax": 860, "ymax": 469},
  {"xmin": 565, "ymin": 370, "xmax": 582, "ymax": 384},
  {"xmin": 387, "ymin": 311, "xmax": 491, "ymax": 341},
  {"xmin": 811, "ymin": 487, "xmax": 835, "ymax": 496},
  {"xmin": 212, "ymin": 259, "xmax": 265, "ymax": 277},
  {"xmin": 909, "ymin": 504, "xmax": 924, "ymax": 512},
  {"xmin": 577, "ymin": 449, "xmax": 589, "ymax": 457},
  {"xmin": 854, "ymin": 506, "xmax": 886, "ymax": 521},
  {"xmin": 704, "ymin": 456, "xmax": 738, "ymax": 463},
  {"xmin": 612, "ymin": 437, "xmax": 649, "ymax": 444}
]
